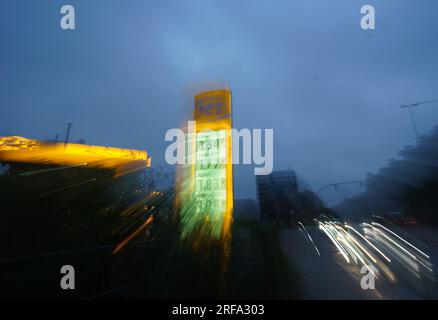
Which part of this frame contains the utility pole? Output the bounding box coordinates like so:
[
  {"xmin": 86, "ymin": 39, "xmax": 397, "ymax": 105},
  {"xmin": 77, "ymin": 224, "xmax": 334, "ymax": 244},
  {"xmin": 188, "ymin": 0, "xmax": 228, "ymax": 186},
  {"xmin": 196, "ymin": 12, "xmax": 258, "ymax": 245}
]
[
  {"xmin": 64, "ymin": 122, "xmax": 72, "ymax": 148},
  {"xmin": 405, "ymin": 105, "xmax": 418, "ymax": 139}
]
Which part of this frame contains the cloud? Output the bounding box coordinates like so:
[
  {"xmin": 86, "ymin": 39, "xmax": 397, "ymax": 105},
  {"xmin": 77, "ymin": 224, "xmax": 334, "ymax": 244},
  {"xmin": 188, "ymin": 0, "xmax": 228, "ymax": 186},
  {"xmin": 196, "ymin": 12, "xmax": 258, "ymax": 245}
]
[{"xmin": 1, "ymin": 0, "xmax": 437, "ymax": 202}]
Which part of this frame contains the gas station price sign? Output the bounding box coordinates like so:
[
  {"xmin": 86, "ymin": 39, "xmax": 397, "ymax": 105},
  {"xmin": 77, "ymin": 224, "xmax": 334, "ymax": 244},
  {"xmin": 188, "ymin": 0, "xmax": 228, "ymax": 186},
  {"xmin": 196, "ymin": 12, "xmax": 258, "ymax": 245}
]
[{"xmin": 193, "ymin": 90, "xmax": 233, "ymax": 239}]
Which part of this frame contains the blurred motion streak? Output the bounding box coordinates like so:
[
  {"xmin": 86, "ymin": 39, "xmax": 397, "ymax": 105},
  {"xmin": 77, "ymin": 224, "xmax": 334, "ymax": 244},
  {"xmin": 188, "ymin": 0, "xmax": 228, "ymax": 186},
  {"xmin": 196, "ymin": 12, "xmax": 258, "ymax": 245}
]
[
  {"xmin": 38, "ymin": 177, "xmax": 97, "ymax": 198},
  {"xmin": 298, "ymin": 221, "xmax": 320, "ymax": 256},
  {"xmin": 112, "ymin": 215, "xmax": 154, "ymax": 255},
  {"xmin": 318, "ymin": 216, "xmax": 435, "ymax": 286},
  {"xmin": 363, "ymin": 219, "xmax": 434, "ymax": 281}
]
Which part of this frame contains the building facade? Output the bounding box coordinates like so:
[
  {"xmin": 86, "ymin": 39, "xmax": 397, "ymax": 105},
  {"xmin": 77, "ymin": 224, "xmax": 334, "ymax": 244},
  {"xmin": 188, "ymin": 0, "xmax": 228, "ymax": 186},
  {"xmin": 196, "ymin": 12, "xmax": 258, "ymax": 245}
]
[{"xmin": 256, "ymin": 169, "xmax": 298, "ymax": 222}]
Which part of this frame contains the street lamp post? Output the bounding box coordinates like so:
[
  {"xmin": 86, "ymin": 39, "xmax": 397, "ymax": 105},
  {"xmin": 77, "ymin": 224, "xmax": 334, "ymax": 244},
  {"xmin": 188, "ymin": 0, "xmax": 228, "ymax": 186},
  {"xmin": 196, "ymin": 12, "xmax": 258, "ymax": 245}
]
[
  {"xmin": 400, "ymin": 99, "xmax": 438, "ymax": 140},
  {"xmin": 317, "ymin": 180, "xmax": 363, "ymax": 198},
  {"xmin": 317, "ymin": 180, "xmax": 364, "ymax": 214}
]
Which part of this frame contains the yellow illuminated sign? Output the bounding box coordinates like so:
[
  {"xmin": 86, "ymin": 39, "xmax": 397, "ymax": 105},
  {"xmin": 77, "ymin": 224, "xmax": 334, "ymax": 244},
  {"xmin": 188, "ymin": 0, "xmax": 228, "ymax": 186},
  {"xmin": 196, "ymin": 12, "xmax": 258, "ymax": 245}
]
[
  {"xmin": 0, "ymin": 136, "xmax": 151, "ymax": 177},
  {"xmin": 194, "ymin": 90, "xmax": 233, "ymax": 241}
]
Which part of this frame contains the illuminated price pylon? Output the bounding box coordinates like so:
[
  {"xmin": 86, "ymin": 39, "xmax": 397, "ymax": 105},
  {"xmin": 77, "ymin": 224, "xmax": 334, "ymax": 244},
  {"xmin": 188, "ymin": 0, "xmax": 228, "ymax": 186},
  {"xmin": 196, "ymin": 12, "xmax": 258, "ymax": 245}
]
[{"xmin": 192, "ymin": 90, "xmax": 233, "ymax": 241}]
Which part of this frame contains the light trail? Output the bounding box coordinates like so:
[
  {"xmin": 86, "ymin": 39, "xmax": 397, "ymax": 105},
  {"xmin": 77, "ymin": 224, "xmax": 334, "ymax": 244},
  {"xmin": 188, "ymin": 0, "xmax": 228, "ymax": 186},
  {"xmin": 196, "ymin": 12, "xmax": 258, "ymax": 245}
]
[
  {"xmin": 298, "ymin": 222, "xmax": 321, "ymax": 256},
  {"xmin": 368, "ymin": 225, "xmax": 433, "ymax": 274},
  {"xmin": 371, "ymin": 222, "xmax": 430, "ymax": 259},
  {"xmin": 112, "ymin": 215, "xmax": 154, "ymax": 255},
  {"xmin": 346, "ymin": 224, "xmax": 391, "ymax": 262},
  {"xmin": 317, "ymin": 218, "xmax": 434, "ymax": 287},
  {"xmin": 38, "ymin": 178, "xmax": 97, "ymax": 198},
  {"xmin": 319, "ymin": 222, "xmax": 350, "ymax": 263},
  {"xmin": 20, "ymin": 162, "xmax": 88, "ymax": 176}
]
